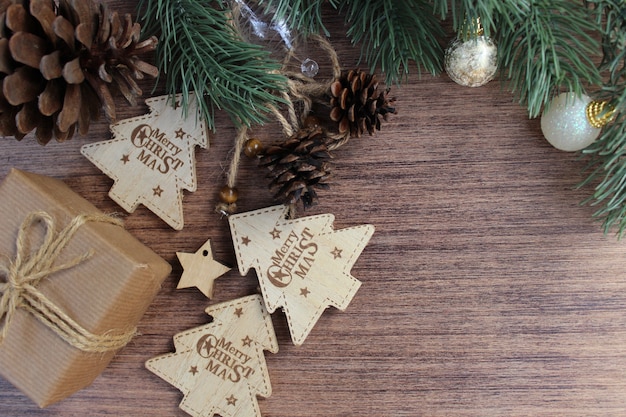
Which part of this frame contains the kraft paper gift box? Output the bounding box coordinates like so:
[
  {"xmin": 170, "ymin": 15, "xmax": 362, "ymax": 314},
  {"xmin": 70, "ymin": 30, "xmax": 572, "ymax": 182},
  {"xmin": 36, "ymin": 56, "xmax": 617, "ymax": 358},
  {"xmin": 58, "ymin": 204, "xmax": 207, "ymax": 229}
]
[{"xmin": 0, "ymin": 169, "xmax": 171, "ymax": 407}]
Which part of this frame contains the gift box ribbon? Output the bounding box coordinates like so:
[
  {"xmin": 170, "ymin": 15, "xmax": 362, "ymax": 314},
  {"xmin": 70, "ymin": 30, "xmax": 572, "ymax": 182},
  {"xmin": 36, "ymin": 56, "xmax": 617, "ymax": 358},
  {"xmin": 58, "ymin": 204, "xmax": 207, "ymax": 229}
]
[{"xmin": 0, "ymin": 211, "xmax": 137, "ymax": 353}]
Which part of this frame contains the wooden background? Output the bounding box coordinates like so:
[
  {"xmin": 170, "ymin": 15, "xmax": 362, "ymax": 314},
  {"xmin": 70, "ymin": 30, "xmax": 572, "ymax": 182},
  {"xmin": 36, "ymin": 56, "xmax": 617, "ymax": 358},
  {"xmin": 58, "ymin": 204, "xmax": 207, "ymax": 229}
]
[{"xmin": 2, "ymin": 1, "xmax": 626, "ymax": 416}]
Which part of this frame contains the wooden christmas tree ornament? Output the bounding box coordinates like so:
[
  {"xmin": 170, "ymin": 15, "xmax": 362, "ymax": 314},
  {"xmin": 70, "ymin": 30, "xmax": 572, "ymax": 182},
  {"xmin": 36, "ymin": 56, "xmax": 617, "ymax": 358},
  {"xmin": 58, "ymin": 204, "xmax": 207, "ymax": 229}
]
[
  {"xmin": 146, "ymin": 294, "xmax": 278, "ymax": 417},
  {"xmin": 81, "ymin": 93, "xmax": 208, "ymax": 230},
  {"xmin": 176, "ymin": 239, "xmax": 231, "ymax": 299},
  {"xmin": 228, "ymin": 205, "xmax": 375, "ymax": 345}
]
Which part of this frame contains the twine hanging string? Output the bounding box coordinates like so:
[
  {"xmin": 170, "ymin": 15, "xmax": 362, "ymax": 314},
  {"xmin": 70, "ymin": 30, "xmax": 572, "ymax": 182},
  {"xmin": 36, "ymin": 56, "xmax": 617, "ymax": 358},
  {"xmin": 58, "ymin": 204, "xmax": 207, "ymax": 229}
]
[
  {"xmin": 289, "ymin": 35, "xmax": 352, "ymax": 151},
  {"xmin": 216, "ymin": 33, "xmax": 350, "ymax": 215},
  {"xmin": 226, "ymin": 125, "xmax": 249, "ymax": 191},
  {"xmin": 216, "ymin": 125, "xmax": 251, "ymax": 216},
  {"xmin": 281, "ymin": 34, "xmax": 342, "ymax": 121},
  {"xmin": 277, "ymin": 34, "xmax": 351, "ymax": 151},
  {"xmin": 0, "ymin": 211, "xmax": 137, "ymax": 353}
]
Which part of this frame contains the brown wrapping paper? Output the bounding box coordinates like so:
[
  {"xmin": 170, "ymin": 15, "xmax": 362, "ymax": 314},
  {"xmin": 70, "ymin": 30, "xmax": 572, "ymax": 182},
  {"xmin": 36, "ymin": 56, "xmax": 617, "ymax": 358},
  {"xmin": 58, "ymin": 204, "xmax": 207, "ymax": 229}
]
[{"xmin": 0, "ymin": 169, "xmax": 171, "ymax": 407}]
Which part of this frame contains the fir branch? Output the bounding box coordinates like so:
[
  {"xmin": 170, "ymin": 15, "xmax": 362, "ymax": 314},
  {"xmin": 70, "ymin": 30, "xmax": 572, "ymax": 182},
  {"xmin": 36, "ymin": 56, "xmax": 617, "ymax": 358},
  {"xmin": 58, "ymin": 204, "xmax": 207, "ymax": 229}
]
[
  {"xmin": 257, "ymin": 0, "xmax": 336, "ymax": 36},
  {"xmin": 578, "ymin": 1, "xmax": 626, "ymax": 236},
  {"xmin": 137, "ymin": 0, "xmax": 287, "ymax": 130},
  {"xmin": 579, "ymin": 112, "xmax": 626, "ymax": 236},
  {"xmin": 258, "ymin": 0, "xmax": 444, "ymax": 83},
  {"xmin": 340, "ymin": 0, "xmax": 445, "ymax": 84},
  {"xmin": 588, "ymin": 0, "xmax": 626, "ymax": 108},
  {"xmin": 432, "ymin": 0, "xmax": 509, "ymax": 38},
  {"xmin": 495, "ymin": 0, "xmax": 602, "ymax": 118}
]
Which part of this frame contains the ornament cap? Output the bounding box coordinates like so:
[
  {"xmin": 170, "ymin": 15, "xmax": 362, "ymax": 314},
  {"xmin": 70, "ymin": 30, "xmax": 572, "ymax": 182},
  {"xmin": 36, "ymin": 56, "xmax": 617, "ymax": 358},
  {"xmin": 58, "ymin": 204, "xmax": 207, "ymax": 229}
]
[
  {"xmin": 459, "ymin": 17, "xmax": 485, "ymax": 41},
  {"xmin": 586, "ymin": 100, "xmax": 615, "ymax": 129}
]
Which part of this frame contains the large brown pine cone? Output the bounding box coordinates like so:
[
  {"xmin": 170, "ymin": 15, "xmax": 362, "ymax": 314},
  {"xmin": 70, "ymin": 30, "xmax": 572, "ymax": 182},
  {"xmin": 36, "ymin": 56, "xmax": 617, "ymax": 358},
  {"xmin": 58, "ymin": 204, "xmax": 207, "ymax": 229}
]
[
  {"xmin": 330, "ymin": 69, "xmax": 396, "ymax": 138},
  {"xmin": 0, "ymin": 0, "xmax": 158, "ymax": 144},
  {"xmin": 259, "ymin": 126, "xmax": 332, "ymax": 208}
]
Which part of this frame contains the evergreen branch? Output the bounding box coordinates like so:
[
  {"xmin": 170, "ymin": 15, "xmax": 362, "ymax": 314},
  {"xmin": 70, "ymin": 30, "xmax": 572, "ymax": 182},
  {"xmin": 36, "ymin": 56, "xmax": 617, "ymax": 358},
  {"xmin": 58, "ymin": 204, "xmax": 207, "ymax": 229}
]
[
  {"xmin": 432, "ymin": 0, "xmax": 512, "ymax": 38},
  {"xmin": 137, "ymin": 0, "xmax": 287, "ymax": 131},
  {"xmin": 496, "ymin": 0, "xmax": 602, "ymax": 118},
  {"xmin": 259, "ymin": 0, "xmax": 444, "ymax": 83},
  {"xmin": 578, "ymin": 1, "xmax": 626, "ymax": 236},
  {"xmin": 588, "ymin": 1, "xmax": 626, "ymax": 108},
  {"xmin": 340, "ymin": 0, "xmax": 445, "ymax": 84},
  {"xmin": 257, "ymin": 0, "xmax": 337, "ymax": 36},
  {"xmin": 579, "ymin": 112, "xmax": 626, "ymax": 236}
]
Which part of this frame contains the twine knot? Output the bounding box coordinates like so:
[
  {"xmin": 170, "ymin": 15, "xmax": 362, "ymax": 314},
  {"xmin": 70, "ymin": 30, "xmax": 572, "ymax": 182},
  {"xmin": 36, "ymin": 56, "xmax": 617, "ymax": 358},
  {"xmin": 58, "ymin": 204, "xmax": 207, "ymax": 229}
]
[{"xmin": 0, "ymin": 211, "xmax": 136, "ymax": 353}]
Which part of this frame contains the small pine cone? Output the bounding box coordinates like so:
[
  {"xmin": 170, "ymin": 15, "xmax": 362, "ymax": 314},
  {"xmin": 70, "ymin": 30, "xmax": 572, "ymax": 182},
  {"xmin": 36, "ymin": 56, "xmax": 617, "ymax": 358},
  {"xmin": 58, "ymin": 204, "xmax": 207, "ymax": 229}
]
[
  {"xmin": 0, "ymin": 0, "xmax": 158, "ymax": 144},
  {"xmin": 259, "ymin": 126, "xmax": 332, "ymax": 208},
  {"xmin": 330, "ymin": 69, "xmax": 397, "ymax": 138}
]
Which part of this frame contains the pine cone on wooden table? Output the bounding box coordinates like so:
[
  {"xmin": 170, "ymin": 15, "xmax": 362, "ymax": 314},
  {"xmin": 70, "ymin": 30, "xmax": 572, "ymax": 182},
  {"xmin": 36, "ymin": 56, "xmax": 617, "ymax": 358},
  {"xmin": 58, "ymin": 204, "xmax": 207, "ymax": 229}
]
[
  {"xmin": 259, "ymin": 126, "xmax": 333, "ymax": 209},
  {"xmin": 0, "ymin": 0, "xmax": 158, "ymax": 144},
  {"xmin": 330, "ymin": 69, "xmax": 397, "ymax": 138}
]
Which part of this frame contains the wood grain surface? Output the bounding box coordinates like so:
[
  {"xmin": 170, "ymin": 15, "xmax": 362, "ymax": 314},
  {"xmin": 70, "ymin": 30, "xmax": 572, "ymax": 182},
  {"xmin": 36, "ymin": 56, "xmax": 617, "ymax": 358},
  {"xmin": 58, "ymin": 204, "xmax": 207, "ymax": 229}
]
[{"xmin": 2, "ymin": 2, "xmax": 626, "ymax": 416}]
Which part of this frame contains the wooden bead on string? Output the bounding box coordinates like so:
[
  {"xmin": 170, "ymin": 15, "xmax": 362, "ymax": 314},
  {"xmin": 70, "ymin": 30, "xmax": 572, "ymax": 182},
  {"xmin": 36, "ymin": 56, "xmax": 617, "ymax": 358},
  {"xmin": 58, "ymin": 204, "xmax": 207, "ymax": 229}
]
[
  {"xmin": 218, "ymin": 185, "xmax": 238, "ymax": 204},
  {"xmin": 244, "ymin": 138, "xmax": 264, "ymax": 158},
  {"xmin": 215, "ymin": 185, "xmax": 238, "ymax": 216}
]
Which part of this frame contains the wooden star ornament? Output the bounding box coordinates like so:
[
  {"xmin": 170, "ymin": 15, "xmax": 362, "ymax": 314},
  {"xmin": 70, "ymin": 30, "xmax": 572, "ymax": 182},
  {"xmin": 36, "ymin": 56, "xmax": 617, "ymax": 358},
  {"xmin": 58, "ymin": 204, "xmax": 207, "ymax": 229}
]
[
  {"xmin": 228, "ymin": 205, "xmax": 375, "ymax": 345},
  {"xmin": 146, "ymin": 294, "xmax": 278, "ymax": 417},
  {"xmin": 177, "ymin": 239, "xmax": 231, "ymax": 299},
  {"xmin": 81, "ymin": 93, "xmax": 208, "ymax": 230}
]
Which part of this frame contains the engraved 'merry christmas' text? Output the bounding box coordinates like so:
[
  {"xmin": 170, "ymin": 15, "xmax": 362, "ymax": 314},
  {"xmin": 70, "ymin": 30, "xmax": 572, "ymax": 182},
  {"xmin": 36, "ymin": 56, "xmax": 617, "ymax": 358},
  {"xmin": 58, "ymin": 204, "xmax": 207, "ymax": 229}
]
[
  {"xmin": 196, "ymin": 334, "xmax": 255, "ymax": 383},
  {"xmin": 267, "ymin": 227, "xmax": 318, "ymax": 287},
  {"xmin": 131, "ymin": 124, "xmax": 184, "ymax": 174}
]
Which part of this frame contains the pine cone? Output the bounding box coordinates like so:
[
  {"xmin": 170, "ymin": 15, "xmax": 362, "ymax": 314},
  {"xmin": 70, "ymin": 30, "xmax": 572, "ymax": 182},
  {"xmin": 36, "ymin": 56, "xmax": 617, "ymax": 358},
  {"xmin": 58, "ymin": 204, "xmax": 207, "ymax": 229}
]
[
  {"xmin": 0, "ymin": 0, "xmax": 158, "ymax": 144},
  {"xmin": 329, "ymin": 69, "xmax": 396, "ymax": 138},
  {"xmin": 259, "ymin": 126, "xmax": 332, "ymax": 208}
]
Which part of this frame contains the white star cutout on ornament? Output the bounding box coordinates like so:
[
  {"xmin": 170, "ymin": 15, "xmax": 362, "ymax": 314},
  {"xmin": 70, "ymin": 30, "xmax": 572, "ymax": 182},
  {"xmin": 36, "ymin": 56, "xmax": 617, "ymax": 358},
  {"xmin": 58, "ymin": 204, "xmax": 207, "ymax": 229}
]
[{"xmin": 176, "ymin": 239, "xmax": 231, "ymax": 299}]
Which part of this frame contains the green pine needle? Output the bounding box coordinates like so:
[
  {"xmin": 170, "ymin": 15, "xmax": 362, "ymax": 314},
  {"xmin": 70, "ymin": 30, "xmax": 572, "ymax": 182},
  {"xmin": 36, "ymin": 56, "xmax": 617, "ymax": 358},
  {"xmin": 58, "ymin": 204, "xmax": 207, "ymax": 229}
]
[
  {"xmin": 257, "ymin": 0, "xmax": 336, "ymax": 36},
  {"xmin": 433, "ymin": 0, "xmax": 507, "ymax": 38},
  {"xmin": 340, "ymin": 0, "xmax": 444, "ymax": 84},
  {"xmin": 137, "ymin": 0, "xmax": 287, "ymax": 131},
  {"xmin": 580, "ymin": 112, "xmax": 626, "ymax": 236},
  {"xmin": 496, "ymin": 0, "xmax": 602, "ymax": 118},
  {"xmin": 259, "ymin": 0, "xmax": 444, "ymax": 84},
  {"xmin": 579, "ymin": 1, "xmax": 626, "ymax": 237},
  {"xmin": 589, "ymin": 0, "xmax": 626, "ymax": 108}
]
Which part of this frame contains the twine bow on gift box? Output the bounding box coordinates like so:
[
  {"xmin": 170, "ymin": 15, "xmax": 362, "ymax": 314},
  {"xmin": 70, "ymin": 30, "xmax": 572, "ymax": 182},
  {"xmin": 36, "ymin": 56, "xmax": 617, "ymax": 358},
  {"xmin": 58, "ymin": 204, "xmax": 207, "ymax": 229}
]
[{"xmin": 0, "ymin": 211, "xmax": 137, "ymax": 353}]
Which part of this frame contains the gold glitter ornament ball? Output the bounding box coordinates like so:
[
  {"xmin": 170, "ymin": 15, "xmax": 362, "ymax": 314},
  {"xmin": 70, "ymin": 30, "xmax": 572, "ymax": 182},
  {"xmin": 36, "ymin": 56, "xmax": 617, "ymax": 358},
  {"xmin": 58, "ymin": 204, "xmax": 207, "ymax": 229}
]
[{"xmin": 444, "ymin": 35, "xmax": 498, "ymax": 87}]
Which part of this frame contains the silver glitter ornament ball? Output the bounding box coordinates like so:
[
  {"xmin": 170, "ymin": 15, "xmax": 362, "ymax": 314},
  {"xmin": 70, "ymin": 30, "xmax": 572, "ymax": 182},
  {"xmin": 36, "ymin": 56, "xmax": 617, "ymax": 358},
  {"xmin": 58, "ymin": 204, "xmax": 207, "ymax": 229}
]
[
  {"xmin": 444, "ymin": 35, "xmax": 498, "ymax": 87},
  {"xmin": 540, "ymin": 92, "xmax": 601, "ymax": 152}
]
